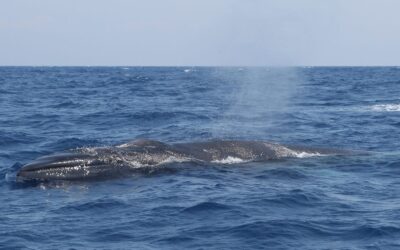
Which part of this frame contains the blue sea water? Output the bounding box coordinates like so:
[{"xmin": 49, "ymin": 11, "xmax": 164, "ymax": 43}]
[{"xmin": 1, "ymin": 66, "xmax": 400, "ymax": 249}]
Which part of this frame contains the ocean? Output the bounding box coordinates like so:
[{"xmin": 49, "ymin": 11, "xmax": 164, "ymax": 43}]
[{"xmin": 1, "ymin": 66, "xmax": 400, "ymax": 249}]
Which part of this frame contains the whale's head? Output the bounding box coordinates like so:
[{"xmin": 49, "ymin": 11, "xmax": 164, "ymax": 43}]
[{"xmin": 16, "ymin": 152, "xmax": 119, "ymax": 182}]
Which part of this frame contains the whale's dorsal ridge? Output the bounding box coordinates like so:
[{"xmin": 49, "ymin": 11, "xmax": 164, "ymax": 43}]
[{"xmin": 117, "ymin": 139, "xmax": 167, "ymax": 148}]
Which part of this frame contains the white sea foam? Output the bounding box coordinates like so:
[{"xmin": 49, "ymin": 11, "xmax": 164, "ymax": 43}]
[
  {"xmin": 291, "ymin": 151, "xmax": 323, "ymax": 158},
  {"xmin": 265, "ymin": 143, "xmax": 325, "ymax": 159},
  {"xmin": 370, "ymin": 104, "xmax": 400, "ymax": 112},
  {"xmin": 212, "ymin": 156, "xmax": 247, "ymax": 164},
  {"xmin": 184, "ymin": 69, "xmax": 192, "ymax": 73},
  {"xmin": 280, "ymin": 149, "xmax": 324, "ymax": 159}
]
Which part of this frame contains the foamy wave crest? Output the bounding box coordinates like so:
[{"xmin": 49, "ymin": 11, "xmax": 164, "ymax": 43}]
[
  {"xmin": 290, "ymin": 151, "xmax": 323, "ymax": 158},
  {"xmin": 267, "ymin": 143, "xmax": 325, "ymax": 159},
  {"xmin": 212, "ymin": 156, "xmax": 247, "ymax": 164},
  {"xmin": 370, "ymin": 104, "xmax": 400, "ymax": 112}
]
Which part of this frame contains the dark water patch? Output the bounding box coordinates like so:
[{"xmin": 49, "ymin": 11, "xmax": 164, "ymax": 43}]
[
  {"xmin": 221, "ymin": 219, "xmax": 400, "ymax": 243},
  {"xmin": 150, "ymin": 205, "xmax": 184, "ymax": 213},
  {"xmin": 17, "ymin": 113, "xmax": 62, "ymax": 130},
  {"xmin": 373, "ymin": 160, "xmax": 400, "ymax": 177},
  {"xmin": 344, "ymin": 225, "xmax": 400, "ymax": 240},
  {"xmin": 331, "ymin": 163, "xmax": 375, "ymax": 173},
  {"xmin": 0, "ymin": 240, "xmax": 29, "ymax": 250},
  {"xmin": 0, "ymin": 89, "xmax": 17, "ymax": 95},
  {"xmin": 385, "ymin": 161, "xmax": 400, "ymax": 169},
  {"xmin": 75, "ymin": 89, "xmax": 100, "ymax": 96},
  {"xmin": 181, "ymin": 201, "xmax": 232, "ymax": 214},
  {"xmin": 224, "ymin": 220, "xmax": 329, "ymax": 239},
  {"xmin": 53, "ymin": 198, "xmax": 128, "ymax": 213},
  {"xmin": 22, "ymin": 113, "xmax": 60, "ymax": 120},
  {"xmin": 246, "ymin": 189, "xmax": 324, "ymax": 209},
  {"xmin": 390, "ymin": 121, "xmax": 400, "ymax": 128},
  {"xmin": 255, "ymin": 167, "xmax": 308, "ymax": 180},
  {"xmin": 48, "ymin": 100, "xmax": 81, "ymax": 108},
  {"xmin": 157, "ymin": 235, "xmax": 197, "ymax": 244},
  {"xmin": 0, "ymin": 229, "xmax": 44, "ymax": 243},
  {"xmin": 0, "ymin": 131, "xmax": 42, "ymax": 147},
  {"xmin": 88, "ymin": 229, "xmax": 135, "ymax": 242}
]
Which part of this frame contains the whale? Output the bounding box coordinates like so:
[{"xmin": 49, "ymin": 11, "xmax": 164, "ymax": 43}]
[{"xmin": 16, "ymin": 139, "xmax": 354, "ymax": 182}]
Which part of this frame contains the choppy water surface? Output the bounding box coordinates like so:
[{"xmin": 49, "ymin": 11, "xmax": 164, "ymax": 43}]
[{"xmin": 1, "ymin": 67, "xmax": 400, "ymax": 249}]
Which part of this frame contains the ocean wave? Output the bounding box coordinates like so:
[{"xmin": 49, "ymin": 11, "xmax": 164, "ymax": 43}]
[
  {"xmin": 0, "ymin": 132, "xmax": 42, "ymax": 146},
  {"xmin": 370, "ymin": 104, "xmax": 400, "ymax": 112},
  {"xmin": 53, "ymin": 198, "xmax": 128, "ymax": 213},
  {"xmin": 344, "ymin": 224, "xmax": 400, "ymax": 240},
  {"xmin": 292, "ymin": 151, "xmax": 323, "ymax": 158},
  {"xmin": 269, "ymin": 144, "xmax": 325, "ymax": 159},
  {"xmin": 157, "ymin": 235, "xmax": 196, "ymax": 244},
  {"xmin": 181, "ymin": 201, "xmax": 231, "ymax": 213},
  {"xmin": 224, "ymin": 220, "xmax": 330, "ymax": 239},
  {"xmin": 224, "ymin": 219, "xmax": 400, "ymax": 241},
  {"xmin": 255, "ymin": 168, "xmax": 308, "ymax": 180},
  {"xmin": 246, "ymin": 189, "xmax": 323, "ymax": 208},
  {"xmin": 48, "ymin": 100, "xmax": 80, "ymax": 109}
]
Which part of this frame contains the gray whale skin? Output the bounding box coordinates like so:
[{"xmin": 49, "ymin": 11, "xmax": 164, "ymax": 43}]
[{"xmin": 16, "ymin": 139, "xmax": 352, "ymax": 182}]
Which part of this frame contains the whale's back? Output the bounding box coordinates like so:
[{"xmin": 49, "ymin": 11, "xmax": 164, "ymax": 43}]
[{"xmin": 16, "ymin": 139, "xmax": 357, "ymax": 182}]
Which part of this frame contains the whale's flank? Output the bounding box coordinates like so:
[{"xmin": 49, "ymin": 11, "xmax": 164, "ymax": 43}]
[{"xmin": 16, "ymin": 139, "xmax": 353, "ymax": 182}]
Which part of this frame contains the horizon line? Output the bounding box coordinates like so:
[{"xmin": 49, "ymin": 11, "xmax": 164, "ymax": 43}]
[{"xmin": 0, "ymin": 65, "xmax": 399, "ymax": 68}]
